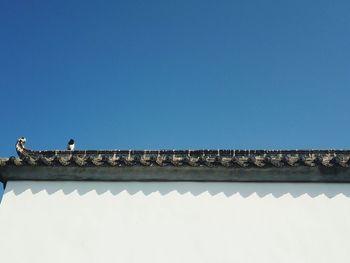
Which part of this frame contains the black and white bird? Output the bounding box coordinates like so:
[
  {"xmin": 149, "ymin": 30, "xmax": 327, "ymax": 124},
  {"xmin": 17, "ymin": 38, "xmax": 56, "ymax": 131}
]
[{"xmin": 67, "ymin": 139, "xmax": 75, "ymax": 151}]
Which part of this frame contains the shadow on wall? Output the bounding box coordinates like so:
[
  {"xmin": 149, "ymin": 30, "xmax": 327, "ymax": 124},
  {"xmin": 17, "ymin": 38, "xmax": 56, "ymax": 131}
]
[{"xmin": 3, "ymin": 181, "xmax": 350, "ymax": 198}]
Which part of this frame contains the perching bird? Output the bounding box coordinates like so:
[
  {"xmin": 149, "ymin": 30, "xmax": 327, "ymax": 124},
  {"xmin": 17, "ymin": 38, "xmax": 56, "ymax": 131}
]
[{"xmin": 67, "ymin": 139, "xmax": 75, "ymax": 151}]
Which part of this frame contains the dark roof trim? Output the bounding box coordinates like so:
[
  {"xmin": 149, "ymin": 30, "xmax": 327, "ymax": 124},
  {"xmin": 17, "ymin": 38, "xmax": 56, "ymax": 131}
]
[
  {"xmin": 6, "ymin": 137, "xmax": 349, "ymax": 168},
  {"xmin": 0, "ymin": 138, "xmax": 350, "ymax": 182}
]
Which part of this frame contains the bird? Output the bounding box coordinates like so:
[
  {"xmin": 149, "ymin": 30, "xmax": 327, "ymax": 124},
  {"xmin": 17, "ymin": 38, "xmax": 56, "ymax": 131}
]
[{"xmin": 67, "ymin": 139, "xmax": 75, "ymax": 151}]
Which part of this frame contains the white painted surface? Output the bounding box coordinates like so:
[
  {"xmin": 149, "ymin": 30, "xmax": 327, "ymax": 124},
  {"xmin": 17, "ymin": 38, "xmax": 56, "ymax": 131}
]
[{"xmin": 1, "ymin": 181, "xmax": 350, "ymax": 263}]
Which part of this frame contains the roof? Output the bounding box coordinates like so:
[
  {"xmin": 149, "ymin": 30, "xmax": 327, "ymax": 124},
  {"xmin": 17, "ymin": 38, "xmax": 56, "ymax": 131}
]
[{"xmin": 0, "ymin": 137, "xmax": 350, "ymax": 182}]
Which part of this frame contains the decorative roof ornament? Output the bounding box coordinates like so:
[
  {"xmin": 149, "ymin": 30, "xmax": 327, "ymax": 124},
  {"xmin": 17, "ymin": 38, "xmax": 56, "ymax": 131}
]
[{"xmin": 15, "ymin": 137, "xmax": 26, "ymax": 157}]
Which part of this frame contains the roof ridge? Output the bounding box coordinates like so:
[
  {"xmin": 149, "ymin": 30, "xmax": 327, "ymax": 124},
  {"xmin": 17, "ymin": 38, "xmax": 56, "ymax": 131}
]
[{"xmin": 6, "ymin": 137, "xmax": 349, "ymax": 168}]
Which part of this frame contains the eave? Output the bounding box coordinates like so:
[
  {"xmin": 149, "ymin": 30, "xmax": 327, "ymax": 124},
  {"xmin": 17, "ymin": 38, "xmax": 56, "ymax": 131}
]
[{"xmin": 0, "ymin": 137, "xmax": 349, "ymax": 182}]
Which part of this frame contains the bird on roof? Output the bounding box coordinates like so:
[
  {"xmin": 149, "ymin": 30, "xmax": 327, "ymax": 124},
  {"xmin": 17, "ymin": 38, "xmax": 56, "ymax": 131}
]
[{"xmin": 67, "ymin": 139, "xmax": 75, "ymax": 151}]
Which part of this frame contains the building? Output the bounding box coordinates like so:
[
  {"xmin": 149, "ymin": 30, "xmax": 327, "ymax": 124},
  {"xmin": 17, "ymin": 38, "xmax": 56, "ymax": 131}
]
[{"xmin": 1, "ymin": 138, "xmax": 350, "ymax": 262}]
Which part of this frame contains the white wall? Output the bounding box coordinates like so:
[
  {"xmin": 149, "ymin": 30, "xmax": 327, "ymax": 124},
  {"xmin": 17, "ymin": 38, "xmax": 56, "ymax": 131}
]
[{"xmin": 1, "ymin": 181, "xmax": 350, "ymax": 263}]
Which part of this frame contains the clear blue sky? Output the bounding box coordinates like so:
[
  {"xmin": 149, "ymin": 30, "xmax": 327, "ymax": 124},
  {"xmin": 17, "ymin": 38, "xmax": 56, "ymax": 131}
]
[{"xmin": 1, "ymin": 0, "xmax": 350, "ymax": 159}]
